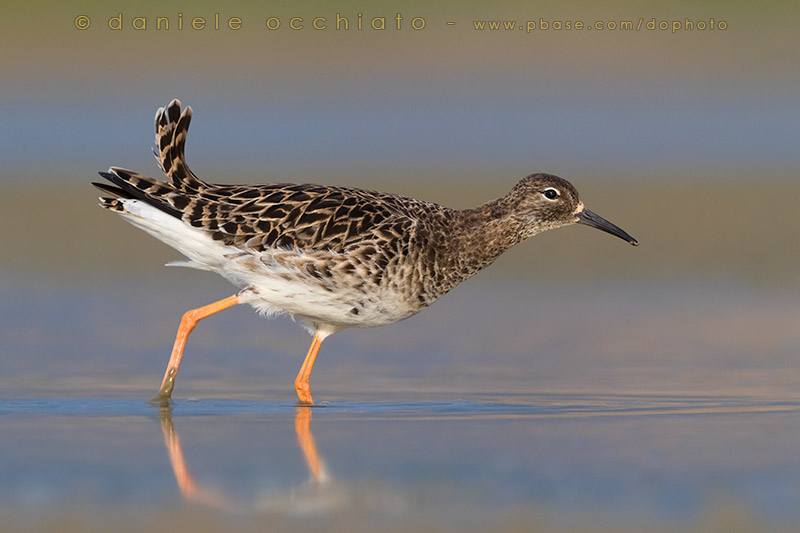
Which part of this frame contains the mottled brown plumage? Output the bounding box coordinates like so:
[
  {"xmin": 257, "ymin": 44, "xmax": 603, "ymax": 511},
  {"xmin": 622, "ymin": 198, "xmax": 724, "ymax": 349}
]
[{"xmin": 93, "ymin": 99, "xmax": 638, "ymax": 404}]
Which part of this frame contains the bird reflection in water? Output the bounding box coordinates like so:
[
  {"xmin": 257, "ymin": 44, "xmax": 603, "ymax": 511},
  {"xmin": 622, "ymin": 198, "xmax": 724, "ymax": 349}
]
[
  {"xmin": 160, "ymin": 408, "xmax": 237, "ymax": 510},
  {"xmin": 158, "ymin": 407, "xmax": 405, "ymax": 514}
]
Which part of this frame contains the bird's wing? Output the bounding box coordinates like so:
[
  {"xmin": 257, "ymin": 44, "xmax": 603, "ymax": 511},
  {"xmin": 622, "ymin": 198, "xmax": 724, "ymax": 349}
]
[{"xmin": 183, "ymin": 181, "xmax": 433, "ymax": 253}]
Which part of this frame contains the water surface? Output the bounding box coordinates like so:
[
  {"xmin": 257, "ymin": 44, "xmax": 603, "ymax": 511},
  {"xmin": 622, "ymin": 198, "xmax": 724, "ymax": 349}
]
[
  {"xmin": 2, "ymin": 280, "xmax": 800, "ymax": 531},
  {"xmin": 3, "ymin": 395, "xmax": 800, "ymax": 532}
]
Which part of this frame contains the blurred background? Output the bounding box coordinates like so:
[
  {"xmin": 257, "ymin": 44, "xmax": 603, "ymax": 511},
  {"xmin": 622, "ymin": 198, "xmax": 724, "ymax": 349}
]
[
  {"xmin": 2, "ymin": 1, "xmax": 800, "ymax": 531},
  {"xmin": 2, "ymin": 0, "xmax": 797, "ymax": 281},
  {"xmin": 1, "ymin": 0, "xmax": 799, "ymax": 392},
  {"xmin": 2, "ymin": 0, "xmax": 798, "ymax": 392}
]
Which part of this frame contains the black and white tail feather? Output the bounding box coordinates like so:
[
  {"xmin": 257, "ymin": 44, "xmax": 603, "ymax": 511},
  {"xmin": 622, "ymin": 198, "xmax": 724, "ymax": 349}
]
[
  {"xmin": 92, "ymin": 99, "xmax": 233, "ymax": 274},
  {"xmin": 92, "ymin": 99, "xmax": 205, "ymax": 219},
  {"xmin": 93, "ymin": 99, "xmax": 428, "ymax": 257}
]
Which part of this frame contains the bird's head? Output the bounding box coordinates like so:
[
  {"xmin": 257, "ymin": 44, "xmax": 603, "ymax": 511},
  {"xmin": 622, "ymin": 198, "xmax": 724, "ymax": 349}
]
[{"xmin": 509, "ymin": 173, "xmax": 638, "ymax": 246}]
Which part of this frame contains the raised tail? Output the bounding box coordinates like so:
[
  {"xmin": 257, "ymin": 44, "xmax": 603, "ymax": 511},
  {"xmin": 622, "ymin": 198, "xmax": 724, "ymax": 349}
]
[{"xmin": 153, "ymin": 99, "xmax": 206, "ymax": 193}]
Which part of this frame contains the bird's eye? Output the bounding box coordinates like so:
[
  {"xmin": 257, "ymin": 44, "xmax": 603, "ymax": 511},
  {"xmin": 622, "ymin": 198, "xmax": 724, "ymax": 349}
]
[{"xmin": 542, "ymin": 188, "xmax": 560, "ymax": 200}]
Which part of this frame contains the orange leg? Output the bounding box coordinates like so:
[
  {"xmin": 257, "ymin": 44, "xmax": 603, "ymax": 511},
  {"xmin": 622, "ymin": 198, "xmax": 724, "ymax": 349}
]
[
  {"xmin": 154, "ymin": 294, "xmax": 240, "ymax": 402},
  {"xmin": 294, "ymin": 333, "xmax": 323, "ymax": 405}
]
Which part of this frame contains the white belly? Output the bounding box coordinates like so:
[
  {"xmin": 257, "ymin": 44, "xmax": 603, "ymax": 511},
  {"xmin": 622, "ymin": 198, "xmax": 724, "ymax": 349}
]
[{"xmin": 116, "ymin": 199, "xmax": 418, "ymax": 334}]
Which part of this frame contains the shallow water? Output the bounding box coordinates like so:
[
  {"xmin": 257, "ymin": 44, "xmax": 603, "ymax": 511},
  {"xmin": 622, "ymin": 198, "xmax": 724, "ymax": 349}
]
[
  {"xmin": 4, "ymin": 396, "xmax": 800, "ymax": 532},
  {"xmin": 2, "ymin": 279, "xmax": 800, "ymax": 531}
]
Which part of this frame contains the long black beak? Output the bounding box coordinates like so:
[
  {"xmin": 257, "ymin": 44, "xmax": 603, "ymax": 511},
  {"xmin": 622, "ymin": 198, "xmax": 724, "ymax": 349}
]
[{"xmin": 577, "ymin": 208, "xmax": 639, "ymax": 246}]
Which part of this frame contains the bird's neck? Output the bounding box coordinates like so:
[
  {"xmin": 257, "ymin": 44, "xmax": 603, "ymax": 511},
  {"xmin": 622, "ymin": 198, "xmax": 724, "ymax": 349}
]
[
  {"xmin": 421, "ymin": 194, "xmax": 528, "ymax": 299},
  {"xmin": 453, "ymin": 194, "xmax": 529, "ymax": 270},
  {"xmin": 454, "ymin": 196, "xmax": 525, "ymax": 256}
]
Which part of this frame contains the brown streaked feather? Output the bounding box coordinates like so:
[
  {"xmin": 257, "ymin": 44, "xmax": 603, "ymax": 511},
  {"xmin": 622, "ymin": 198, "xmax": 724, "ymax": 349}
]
[
  {"xmin": 142, "ymin": 100, "xmax": 441, "ymax": 254},
  {"xmin": 98, "ymin": 197, "xmax": 126, "ymax": 213},
  {"xmin": 154, "ymin": 99, "xmax": 206, "ymax": 193},
  {"xmin": 177, "ymin": 181, "xmax": 437, "ymax": 254},
  {"xmin": 94, "ymin": 165, "xmax": 443, "ymax": 258}
]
